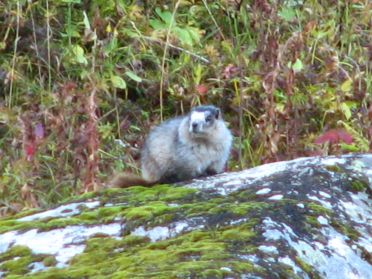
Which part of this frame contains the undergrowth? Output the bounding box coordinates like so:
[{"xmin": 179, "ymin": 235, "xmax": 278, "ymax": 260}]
[{"xmin": 0, "ymin": 0, "xmax": 370, "ymax": 215}]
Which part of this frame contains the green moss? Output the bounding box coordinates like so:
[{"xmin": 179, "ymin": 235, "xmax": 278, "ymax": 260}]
[
  {"xmin": 182, "ymin": 202, "xmax": 214, "ymax": 217},
  {"xmin": 0, "ymin": 246, "xmax": 52, "ymax": 277},
  {"xmin": 0, "ymin": 246, "xmax": 32, "ymax": 261},
  {"xmin": 10, "ymin": 209, "xmax": 40, "ymax": 219},
  {"xmin": 325, "ymin": 165, "xmax": 343, "ymax": 173},
  {"xmin": 1, "ymin": 256, "xmax": 34, "ymax": 275},
  {"xmin": 77, "ymin": 211, "xmax": 100, "ymax": 221},
  {"xmin": 350, "ymin": 179, "xmax": 368, "ymax": 192},
  {"xmin": 42, "ymin": 256, "xmax": 57, "ymax": 267},
  {"xmin": 20, "ymin": 222, "xmax": 263, "ymax": 278},
  {"xmin": 230, "ymin": 261, "xmax": 257, "ymax": 273},
  {"xmin": 330, "ymin": 220, "xmax": 361, "ymax": 241},
  {"xmin": 230, "ymin": 202, "xmax": 269, "ymax": 216},
  {"xmin": 188, "ymin": 230, "xmax": 210, "ymax": 242},
  {"xmin": 101, "ymin": 188, "xmax": 126, "ymax": 196},
  {"xmin": 121, "ymin": 235, "xmax": 150, "ymax": 247},
  {"xmin": 233, "ymin": 189, "xmax": 258, "ymax": 201},
  {"xmin": 294, "ymin": 256, "xmax": 321, "ymax": 278},
  {"xmin": 96, "ymin": 206, "xmax": 124, "ymax": 218},
  {"xmin": 221, "ymin": 227, "xmax": 255, "ymax": 242},
  {"xmin": 0, "ymin": 220, "xmax": 26, "ymax": 234},
  {"xmin": 62, "ymin": 192, "xmax": 98, "ymax": 203},
  {"xmin": 305, "ymin": 216, "xmax": 321, "ymax": 228},
  {"xmin": 307, "ymin": 202, "xmax": 332, "ymax": 216},
  {"xmin": 158, "ymin": 186, "xmax": 197, "ymax": 201},
  {"xmin": 200, "ymin": 268, "xmax": 224, "ymax": 278},
  {"xmin": 124, "ymin": 201, "xmax": 173, "ymax": 221}
]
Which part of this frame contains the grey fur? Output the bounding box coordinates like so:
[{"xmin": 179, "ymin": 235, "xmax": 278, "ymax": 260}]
[{"xmin": 141, "ymin": 105, "xmax": 232, "ymax": 183}]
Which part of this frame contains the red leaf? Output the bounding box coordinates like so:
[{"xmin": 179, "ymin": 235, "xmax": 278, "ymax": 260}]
[
  {"xmin": 336, "ymin": 130, "xmax": 353, "ymax": 144},
  {"xmin": 315, "ymin": 129, "xmax": 353, "ymax": 145},
  {"xmin": 195, "ymin": 84, "xmax": 208, "ymax": 96},
  {"xmin": 25, "ymin": 144, "xmax": 36, "ymax": 161}
]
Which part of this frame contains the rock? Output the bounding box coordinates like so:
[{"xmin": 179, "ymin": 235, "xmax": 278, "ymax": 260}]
[{"xmin": 0, "ymin": 154, "xmax": 371, "ymax": 278}]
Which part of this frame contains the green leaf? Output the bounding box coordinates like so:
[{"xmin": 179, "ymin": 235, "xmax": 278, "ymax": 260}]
[
  {"xmin": 111, "ymin": 75, "xmax": 127, "ymax": 89},
  {"xmin": 341, "ymin": 79, "xmax": 352, "ymax": 92},
  {"xmin": 104, "ymin": 37, "xmax": 118, "ymax": 56},
  {"xmin": 175, "ymin": 27, "xmax": 193, "ymax": 46},
  {"xmin": 83, "ymin": 11, "xmax": 91, "ymax": 30},
  {"xmin": 340, "ymin": 143, "xmax": 360, "ymax": 152},
  {"xmin": 278, "ymin": 7, "xmax": 296, "ymax": 21},
  {"xmin": 340, "ymin": 102, "xmax": 352, "ymax": 120},
  {"xmin": 187, "ymin": 27, "xmax": 201, "ymax": 45},
  {"xmin": 292, "ymin": 58, "xmax": 303, "ymax": 73},
  {"xmin": 125, "ymin": 71, "xmax": 142, "ymax": 83},
  {"xmin": 156, "ymin": 8, "xmax": 172, "ymax": 25},
  {"xmin": 193, "ymin": 64, "xmax": 203, "ymax": 84},
  {"xmin": 276, "ymin": 103, "xmax": 285, "ymax": 113},
  {"xmin": 316, "ymin": 31, "xmax": 328, "ymax": 39},
  {"xmin": 149, "ymin": 19, "xmax": 166, "ymax": 30},
  {"xmin": 72, "ymin": 45, "xmax": 87, "ymax": 65},
  {"xmin": 345, "ymin": 101, "xmax": 357, "ymax": 109}
]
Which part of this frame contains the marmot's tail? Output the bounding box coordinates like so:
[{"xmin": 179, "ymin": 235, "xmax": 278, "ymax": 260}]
[{"xmin": 109, "ymin": 173, "xmax": 156, "ymax": 188}]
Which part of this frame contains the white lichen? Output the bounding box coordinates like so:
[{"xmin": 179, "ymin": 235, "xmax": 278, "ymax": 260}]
[
  {"xmin": 28, "ymin": 262, "xmax": 47, "ymax": 273},
  {"xmin": 258, "ymin": 245, "xmax": 279, "ymax": 255},
  {"xmin": 307, "ymin": 195, "xmax": 333, "ymax": 209},
  {"xmin": 268, "ymin": 194, "xmax": 283, "ymax": 201},
  {"xmin": 317, "ymin": 216, "xmax": 328, "ymax": 225},
  {"xmin": 131, "ymin": 220, "xmax": 203, "ymax": 242},
  {"xmin": 256, "ymin": 188, "xmax": 271, "ymax": 195},
  {"xmin": 18, "ymin": 201, "xmax": 100, "ymax": 222},
  {"xmin": 318, "ymin": 191, "xmax": 331, "ymax": 199}
]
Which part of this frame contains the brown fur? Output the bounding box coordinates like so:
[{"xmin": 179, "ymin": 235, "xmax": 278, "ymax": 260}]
[{"xmin": 109, "ymin": 173, "xmax": 156, "ymax": 188}]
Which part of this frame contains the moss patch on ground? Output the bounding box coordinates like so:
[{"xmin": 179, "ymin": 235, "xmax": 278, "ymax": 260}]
[
  {"xmin": 0, "ymin": 246, "xmax": 56, "ymax": 277},
  {"xmin": 0, "ymin": 185, "xmax": 197, "ymax": 234},
  {"xmin": 14, "ymin": 224, "xmax": 260, "ymax": 279}
]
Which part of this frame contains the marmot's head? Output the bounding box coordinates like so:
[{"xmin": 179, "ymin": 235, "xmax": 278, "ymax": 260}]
[{"xmin": 188, "ymin": 105, "xmax": 221, "ymax": 136}]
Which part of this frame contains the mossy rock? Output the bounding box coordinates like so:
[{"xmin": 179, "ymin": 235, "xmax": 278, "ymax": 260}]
[{"xmin": 0, "ymin": 155, "xmax": 371, "ymax": 278}]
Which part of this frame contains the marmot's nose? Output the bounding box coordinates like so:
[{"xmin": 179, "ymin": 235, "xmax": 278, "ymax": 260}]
[{"xmin": 192, "ymin": 122, "xmax": 199, "ymax": 132}]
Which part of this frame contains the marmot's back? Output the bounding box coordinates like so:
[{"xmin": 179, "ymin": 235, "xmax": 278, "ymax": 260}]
[{"xmin": 141, "ymin": 105, "xmax": 232, "ymax": 183}]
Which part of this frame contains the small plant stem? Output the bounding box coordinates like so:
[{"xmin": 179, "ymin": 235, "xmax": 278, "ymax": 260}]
[
  {"xmin": 29, "ymin": 2, "xmax": 43, "ymax": 84},
  {"xmin": 46, "ymin": 0, "xmax": 52, "ymax": 92},
  {"xmin": 159, "ymin": 0, "xmax": 181, "ymax": 122},
  {"xmin": 9, "ymin": 1, "xmax": 21, "ymax": 108},
  {"xmin": 201, "ymin": 0, "xmax": 225, "ymax": 41},
  {"xmin": 233, "ymin": 78, "xmax": 243, "ymax": 169}
]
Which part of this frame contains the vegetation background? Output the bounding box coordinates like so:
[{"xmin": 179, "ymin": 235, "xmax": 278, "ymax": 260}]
[{"xmin": 0, "ymin": 0, "xmax": 370, "ymax": 216}]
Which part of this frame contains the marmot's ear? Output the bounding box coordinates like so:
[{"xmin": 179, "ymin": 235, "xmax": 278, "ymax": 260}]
[{"xmin": 215, "ymin": 108, "xmax": 220, "ymax": 119}]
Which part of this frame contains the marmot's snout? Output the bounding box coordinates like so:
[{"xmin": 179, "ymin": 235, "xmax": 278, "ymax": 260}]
[{"xmin": 190, "ymin": 121, "xmax": 204, "ymax": 133}]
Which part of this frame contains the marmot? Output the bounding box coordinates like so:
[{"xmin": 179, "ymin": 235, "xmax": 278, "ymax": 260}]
[{"xmin": 110, "ymin": 105, "xmax": 232, "ymax": 187}]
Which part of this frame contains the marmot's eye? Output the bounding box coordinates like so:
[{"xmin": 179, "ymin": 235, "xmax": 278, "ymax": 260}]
[{"xmin": 205, "ymin": 115, "xmax": 213, "ymax": 122}]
